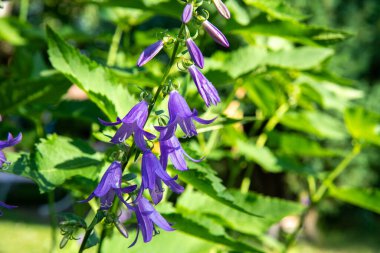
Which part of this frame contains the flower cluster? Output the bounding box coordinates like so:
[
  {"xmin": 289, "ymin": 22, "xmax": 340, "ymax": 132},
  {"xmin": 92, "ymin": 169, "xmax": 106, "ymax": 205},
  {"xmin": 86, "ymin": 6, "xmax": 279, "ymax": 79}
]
[
  {"xmin": 81, "ymin": 0, "xmax": 230, "ymax": 246},
  {"xmin": 0, "ymin": 127, "xmax": 22, "ymax": 216}
]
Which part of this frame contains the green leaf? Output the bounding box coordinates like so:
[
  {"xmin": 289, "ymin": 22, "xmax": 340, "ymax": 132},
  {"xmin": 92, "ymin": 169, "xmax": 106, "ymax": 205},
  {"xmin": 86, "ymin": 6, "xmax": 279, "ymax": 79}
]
[
  {"xmin": 6, "ymin": 135, "xmax": 104, "ymax": 193},
  {"xmin": 330, "ymin": 187, "xmax": 380, "ymax": 214},
  {"xmin": 173, "ymin": 162, "xmax": 260, "ymax": 216},
  {"xmin": 103, "ymin": 227, "xmax": 215, "ymax": 253},
  {"xmin": 0, "ymin": 73, "xmax": 70, "ymax": 113},
  {"xmin": 344, "ymin": 106, "xmax": 380, "ymax": 146},
  {"xmin": 265, "ymin": 47, "xmax": 334, "ymax": 70},
  {"xmin": 205, "ymin": 46, "xmax": 267, "ymax": 78},
  {"xmin": 164, "ymin": 212, "xmax": 264, "ymax": 252},
  {"xmin": 0, "ymin": 17, "xmax": 26, "ymax": 45},
  {"xmin": 280, "ymin": 110, "xmax": 347, "ymax": 140},
  {"xmin": 46, "ymin": 26, "xmax": 137, "ymax": 120},
  {"xmin": 177, "ymin": 189, "xmax": 305, "ymax": 237},
  {"xmin": 243, "ymin": 0, "xmax": 306, "ymax": 22},
  {"xmin": 236, "ymin": 140, "xmax": 314, "ymax": 174},
  {"xmin": 228, "ymin": 16, "xmax": 351, "ymax": 46}
]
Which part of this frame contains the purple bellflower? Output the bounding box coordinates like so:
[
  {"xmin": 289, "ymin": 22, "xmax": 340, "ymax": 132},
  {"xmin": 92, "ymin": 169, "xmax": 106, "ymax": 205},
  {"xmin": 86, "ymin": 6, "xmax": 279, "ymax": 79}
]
[
  {"xmin": 137, "ymin": 40, "xmax": 164, "ymax": 67},
  {"xmin": 212, "ymin": 0, "xmax": 231, "ymax": 19},
  {"xmin": 155, "ymin": 91, "xmax": 216, "ymax": 140},
  {"xmin": 129, "ymin": 196, "xmax": 174, "ymax": 247},
  {"xmin": 141, "ymin": 150, "xmax": 184, "ymax": 204},
  {"xmin": 186, "ymin": 38, "xmax": 204, "ymax": 69},
  {"xmin": 79, "ymin": 161, "xmax": 137, "ymax": 210},
  {"xmin": 188, "ymin": 65, "xmax": 221, "ymax": 107},
  {"xmin": 202, "ymin": 20, "xmax": 229, "ymax": 48},
  {"xmin": 0, "ymin": 132, "xmax": 22, "ymax": 167},
  {"xmin": 182, "ymin": 3, "xmax": 193, "ymax": 23},
  {"xmin": 99, "ymin": 101, "xmax": 156, "ymax": 151},
  {"xmin": 159, "ymin": 128, "xmax": 202, "ymax": 171}
]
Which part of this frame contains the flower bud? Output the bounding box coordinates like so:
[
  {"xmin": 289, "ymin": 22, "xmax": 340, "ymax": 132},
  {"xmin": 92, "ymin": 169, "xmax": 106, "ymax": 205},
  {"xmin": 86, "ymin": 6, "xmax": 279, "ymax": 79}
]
[
  {"xmin": 212, "ymin": 0, "xmax": 231, "ymax": 19},
  {"xmin": 182, "ymin": 3, "xmax": 193, "ymax": 23},
  {"xmin": 202, "ymin": 20, "xmax": 229, "ymax": 48},
  {"xmin": 137, "ymin": 40, "xmax": 164, "ymax": 67},
  {"xmin": 186, "ymin": 38, "xmax": 204, "ymax": 68}
]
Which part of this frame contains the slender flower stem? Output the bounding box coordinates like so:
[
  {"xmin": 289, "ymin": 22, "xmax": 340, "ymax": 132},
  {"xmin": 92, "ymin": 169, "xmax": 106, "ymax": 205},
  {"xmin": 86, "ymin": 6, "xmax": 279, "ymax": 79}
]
[
  {"xmin": 312, "ymin": 142, "xmax": 362, "ymax": 202},
  {"xmin": 19, "ymin": 0, "xmax": 29, "ymax": 22},
  {"xmin": 240, "ymin": 102, "xmax": 289, "ymax": 193},
  {"xmin": 48, "ymin": 191, "xmax": 58, "ymax": 253},
  {"xmin": 79, "ymin": 24, "xmax": 185, "ymax": 253},
  {"xmin": 107, "ymin": 25, "xmax": 124, "ymax": 67},
  {"xmin": 283, "ymin": 142, "xmax": 362, "ymax": 252}
]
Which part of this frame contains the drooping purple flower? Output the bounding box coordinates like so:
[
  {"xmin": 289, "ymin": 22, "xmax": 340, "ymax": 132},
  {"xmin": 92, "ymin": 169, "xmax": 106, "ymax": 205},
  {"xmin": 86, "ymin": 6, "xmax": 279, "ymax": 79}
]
[
  {"xmin": 212, "ymin": 0, "xmax": 231, "ymax": 19},
  {"xmin": 155, "ymin": 91, "xmax": 216, "ymax": 140},
  {"xmin": 129, "ymin": 196, "xmax": 174, "ymax": 247},
  {"xmin": 202, "ymin": 20, "xmax": 229, "ymax": 47},
  {"xmin": 141, "ymin": 150, "xmax": 184, "ymax": 204},
  {"xmin": 0, "ymin": 132, "xmax": 22, "ymax": 167},
  {"xmin": 99, "ymin": 101, "xmax": 156, "ymax": 151},
  {"xmin": 159, "ymin": 128, "xmax": 202, "ymax": 171},
  {"xmin": 188, "ymin": 65, "xmax": 221, "ymax": 107},
  {"xmin": 0, "ymin": 201, "xmax": 17, "ymax": 216},
  {"xmin": 182, "ymin": 3, "xmax": 193, "ymax": 23},
  {"xmin": 79, "ymin": 161, "xmax": 137, "ymax": 210},
  {"xmin": 186, "ymin": 38, "xmax": 204, "ymax": 69},
  {"xmin": 137, "ymin": 40, "xmax": 164, "ymax": 67}
]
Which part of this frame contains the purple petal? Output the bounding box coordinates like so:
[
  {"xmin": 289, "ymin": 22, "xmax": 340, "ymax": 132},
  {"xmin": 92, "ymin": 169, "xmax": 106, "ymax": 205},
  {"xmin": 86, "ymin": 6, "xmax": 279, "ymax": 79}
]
[
  {"xmin": 212, "ymin": 0, "xmax": 231, "ymax": 19},
  {"xmin": 188, "ymin": 65, "xmax": 221, "ymax": 107},
  {"xmin": 163, "ymin": 177, "xmax": 184, "ymax": 194},
  {"xmin": 135, "ymin": 204, "xmax": 154, "ymax": 243},
  {"xmin": 0, "ymin": 133, "xmax": 22, "ymax": 149},
  {"xmin": 155, "ymin": 119, "xmax": 178, "ymax": 141},
  {"xmin": 78, "ymin": 193, "xmax": 96, "ymax": 203},
  {"xmin": 134, "ymin": 127, "xmax": 149, "ymax": 152},
  {"xmin": 121, "ymin": 185, "xmax": 137, "ymax": 193},
  {"xmin": 121, "ymin": 101, "xmax": 149, "ymax": 127},
  {"xmin": 141, "ymin": 152, "xmax": 158, "ymax": 191},
  {"xmin": 0, "ymin": 201, "xmax": 17, "ymax": 209},
  {"xmin": 110, "ymin": 123, "xmax": 133, "ymax": 144},
  {"xmin": 168, "ymin": 91, "xmax": 193, "ymax": 119},
  {"xmin": 186, "ymin": 38, "xmax": 204, "ymax": 69},
  {"xmin": 182, "ymin": 4, "xmax": 193, "ymax": 23},
  {"xmin": 98, "ymin": 117, "xmax": 122, "ymax": 126},
  {"xmin": 100, "ymin": 190, "xmax": 116, "ymax": 210},
  {"xmin": 0, "ymin": 151, "xmax": 6, "ymax": 167},
  {"xmin": 137, "ymin": 40, "xmax": 164, "ymax": 67},
  {"xmin": 149, "ymin": 210, "xmax": 174, "ymax": 232},
  {"xmin": 149, "ymin": 177, "xmax": 164, "ymax": 205},
  {"xmin": 202, "ymin": 20, "xmax": 229, "ymax": 47},
  {"xmin": 94, "ymin": 161, "xmax": 122, "ymax": 196}
]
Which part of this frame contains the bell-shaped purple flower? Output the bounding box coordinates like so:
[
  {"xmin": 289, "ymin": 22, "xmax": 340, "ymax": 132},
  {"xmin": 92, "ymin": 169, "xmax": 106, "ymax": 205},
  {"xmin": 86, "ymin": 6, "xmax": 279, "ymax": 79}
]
[
  {"xmin": 129, "ymin": 196, "xmax": 174, "ymax": 247},
  {"xmin": 186, "ymin": 38, "xmax": 204, "ymax": 69},
  {"xmin": 155, "ymin": 91, "xmax": 216, "ymax": 140},
  {"xmin": 212, "ymin": 0, "xmax": 231, "ymax": 19},
  {"xmin": 0, "ymin": 201, "xmax": 17, "ymax": 216},
  {"xmin": 0, "ymin": 132, "xmax": 22, "ymax": 167},
  {"xmin": 159, "ymin": 128, "xmax": 202, "ymax": 171},
  {"xmin": 188, "ymin": 65, "xmax": 221, "ymax": 107},
  {"xmin": 99, "ymin": 101, "xmax": 156, "ymax": 151},
  {"xmin": 141, "ymin": 150, "xmax": 184, "ymax": 204},
  {"xmin": 79, "ymin": 161, "xmax": 137, "ymax": 210},
  {"xmin": 182, "ymin": 3, "xmax": 193, "ymax": 23},
  {"xmin": 202, "ymin": 20, "xmax": 229, "ymax": 48},
  {"xmin": 137, "ymin": 40, "xmax": 164, "ymax": 67}
]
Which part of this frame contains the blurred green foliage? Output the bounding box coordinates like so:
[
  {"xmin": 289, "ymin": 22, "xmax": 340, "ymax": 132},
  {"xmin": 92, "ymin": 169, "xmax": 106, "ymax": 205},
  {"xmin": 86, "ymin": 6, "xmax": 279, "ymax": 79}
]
[{"xmin": 0, "ymin": 0, "xmax": 380, "ymax": 252}]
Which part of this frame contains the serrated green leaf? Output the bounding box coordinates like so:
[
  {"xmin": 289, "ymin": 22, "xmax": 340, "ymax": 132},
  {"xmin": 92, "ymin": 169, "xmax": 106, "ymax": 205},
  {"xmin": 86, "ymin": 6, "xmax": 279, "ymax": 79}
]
[
  {"xmin": 330, "ymin": 187, "xmax": 380, "ymax": 214},
  {"xmin": 228, "ymin": 16, "xmax": 351, "ymax": 46},
  {"xmin": 177, "ymin": 189, "xmax": 304, "ymax": 237},
  {"xmin": 280, "ymin": 110, "xmax": 347, "ymax": 140},
  {"xmin": 6, "ymin": 135, "xmax": 104, "ymax": 193},
  {"xmin": 243, "ymin": 0, "xmax": 306, "ymax": 22},
  {"xmin": 205, "ymin": 46, "xmax": 267, "ymax": 78},
  {"xmin": 344, "ymin": 106, "xmax": 380, "ymax": 146},
  {"xmin": 46, "ymin": 26, "xmax": 137, "ymax": 120},
  {"xmin": 0, "ymin": 73, "xmax": 70, "ymax": 113},
  {"xmin": 173, "ymin": 163, "xmax": 260, "ymax": 216}
]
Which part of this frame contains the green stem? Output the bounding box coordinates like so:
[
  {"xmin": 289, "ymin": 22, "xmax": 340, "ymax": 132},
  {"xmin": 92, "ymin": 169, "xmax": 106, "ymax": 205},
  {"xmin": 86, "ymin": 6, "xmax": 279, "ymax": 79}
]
[
  {"xmin": 240, "ymin": 103, "xmax": 289, "ymax": 192},
  {"xmin": 312, "ymin": 142, "xmax": 361, "ymax": 202},
  {"xmin": 19, "ymin": 0, "xmax": 29, "ymax": 22},
  {"xmin": 283, "ymin": 142, "xmax": 362, "ymax": 252},
  {"xmin": 48, "ymin": 191, "xmax": 57, "ymax": 253},
  {"xmin": 107, "ymin": 25, "xmax": 124, "ymax": 66},
  {"xmin": 80, "ymin": 24, "xmax": 185, "ymax": 253}
]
